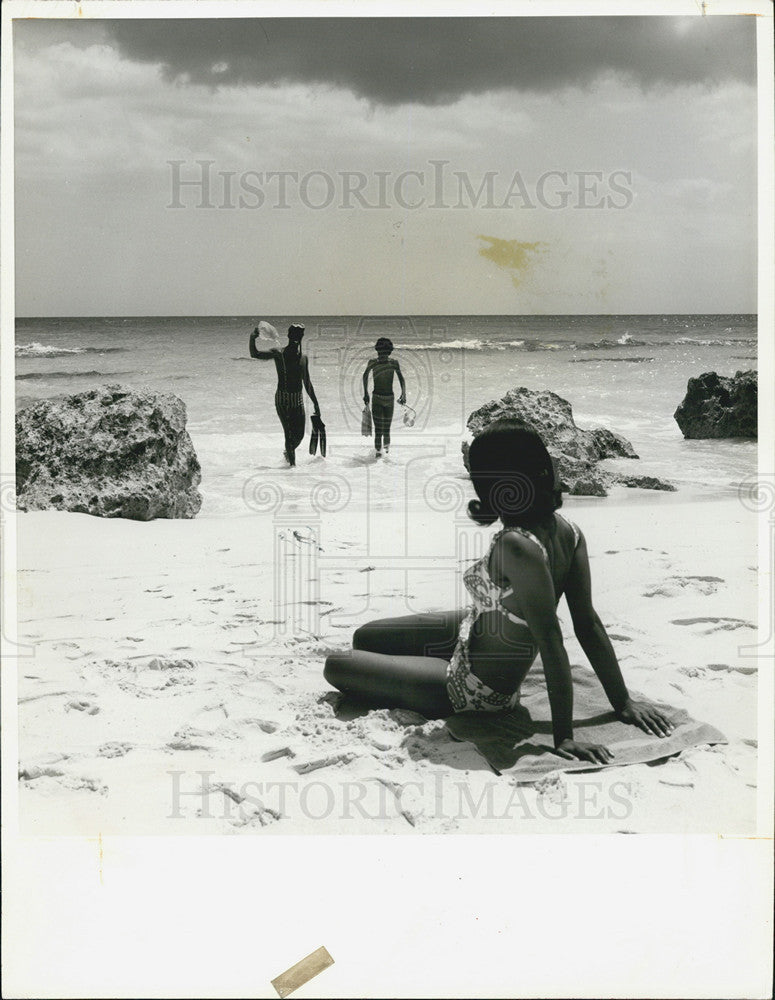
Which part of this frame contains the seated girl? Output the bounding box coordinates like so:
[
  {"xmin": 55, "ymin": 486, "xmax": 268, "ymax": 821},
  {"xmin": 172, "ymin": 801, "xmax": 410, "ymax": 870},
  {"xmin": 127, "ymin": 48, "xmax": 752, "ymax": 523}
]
[{"xmin": 324, "ymin": 422, "xmax": 674, "ymax": 764}]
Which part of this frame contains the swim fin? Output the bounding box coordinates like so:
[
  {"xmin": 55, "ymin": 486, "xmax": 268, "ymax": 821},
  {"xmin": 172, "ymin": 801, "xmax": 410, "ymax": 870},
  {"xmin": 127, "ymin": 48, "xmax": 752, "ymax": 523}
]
[
  {"xmin": 310, "ymin": 413, "xmax": 326, "ymax": 457},
  {"xmin": 318, "ymin": 417, "xmax": 327, "ymax": 457}
]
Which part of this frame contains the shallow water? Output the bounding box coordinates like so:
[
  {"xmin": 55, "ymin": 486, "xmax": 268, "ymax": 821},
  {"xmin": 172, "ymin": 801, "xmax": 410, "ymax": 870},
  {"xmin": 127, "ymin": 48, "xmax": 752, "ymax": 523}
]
[{"xmin": 16, "ymin": 313, "xmax": 758, "ymax": 516}]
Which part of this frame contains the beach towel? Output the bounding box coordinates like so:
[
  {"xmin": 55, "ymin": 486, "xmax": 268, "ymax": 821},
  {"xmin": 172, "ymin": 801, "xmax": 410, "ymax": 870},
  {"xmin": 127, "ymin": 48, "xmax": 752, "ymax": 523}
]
[
  {"xmin": 445, "ymin": 662, "xmax": 726, "ymax": 781},
  {"xmin": 361, "ymin": 406, "xmax": 372, "ymax": 436}
]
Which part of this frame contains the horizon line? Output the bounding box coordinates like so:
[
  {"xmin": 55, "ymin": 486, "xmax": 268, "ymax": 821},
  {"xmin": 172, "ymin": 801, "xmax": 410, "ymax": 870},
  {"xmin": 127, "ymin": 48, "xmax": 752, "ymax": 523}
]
[{"xmin": 15, "ymin": 311, "xmax": 759, "ymax": 321}]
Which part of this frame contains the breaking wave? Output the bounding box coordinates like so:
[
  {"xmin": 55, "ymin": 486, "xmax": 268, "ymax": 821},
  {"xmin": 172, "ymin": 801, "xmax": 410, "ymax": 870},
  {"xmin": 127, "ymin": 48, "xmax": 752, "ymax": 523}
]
[
  {"xmin": 15, "ymin": 341, "xmax": 128, "ymax": 358},
  {"xmin": 16, "ymin": 370, "xmax": 137, "ymax": 381}
]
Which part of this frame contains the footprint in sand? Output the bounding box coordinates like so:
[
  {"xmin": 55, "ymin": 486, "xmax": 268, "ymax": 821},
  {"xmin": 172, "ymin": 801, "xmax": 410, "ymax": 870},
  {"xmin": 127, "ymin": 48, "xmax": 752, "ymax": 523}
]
[
  {"xmin": 98, "ymin": 742, "xmax": 133, "ymax": 758},
  {"xmin": 82, "ymin": 657, "xmax": 197, "ymax": 698},
  {"xmin": 677, "ymin": 575, "xmax": 724, "ymax": 593},
  {"xmin": 18, "ymin": 754, "xmax": 69, "ymax": 780},
  {"xmin": 233, "ymin": 677, "xmax": 287, "ymax": 699},
  {"xmin": 706, "ymin": 663, "xmax": 758, "ymax": 676},
  {"xmin": 65, "ymin": 698, "xmax": 100, "ymax": 715},
  {"xmin": 678, "ymin": 665, "xmax": 706, "ymax": 678},
  {"xmin": 645, "ymin": 576, "xmax": 725, "ymax": 598},
  {"xmin": 241, "ymin": 718, "xmax": 280, "ymax": 734},
  {"xmin": 199, "ymin": 781, "xmax": 282, "ymax": 827},
  {"xmin": 670, "ymin": 616, "xmax": 754, "ymax": 633},
  {"xmin": 20, "ymin": 769, "xmax": 107, "ymax": 795},
  {"xmin": 187, "ymin": 702, "xmax": 229, "ymax": 728},
  {"xmin": 167, "ymin": 725, "xmax": 215, "ymax": 751},
  {"xmin": 231, "ymin": 804, "xmax": 282, "ymax": 829}
]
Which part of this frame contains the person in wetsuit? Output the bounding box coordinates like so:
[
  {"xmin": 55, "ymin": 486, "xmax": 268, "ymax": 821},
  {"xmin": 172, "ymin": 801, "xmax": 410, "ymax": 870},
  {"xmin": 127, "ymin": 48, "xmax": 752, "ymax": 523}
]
[
  {"xmin": 249, "ymin": 323, "xmax": 320, "ymax": 467},
  {"xmin": 362, "ymin": 337, "xmax": 406, "ymax": 458}
]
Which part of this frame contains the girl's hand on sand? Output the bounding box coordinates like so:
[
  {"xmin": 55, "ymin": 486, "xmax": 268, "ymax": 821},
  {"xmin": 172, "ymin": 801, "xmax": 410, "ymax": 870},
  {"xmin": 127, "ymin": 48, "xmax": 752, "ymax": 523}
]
[
  {"xmin": 555, "ymin": 739, "xmax": 613, "ymax": 765},
  {"xmin": 619, "ymin": 698, "xmax": 674, "ymax": 738}
]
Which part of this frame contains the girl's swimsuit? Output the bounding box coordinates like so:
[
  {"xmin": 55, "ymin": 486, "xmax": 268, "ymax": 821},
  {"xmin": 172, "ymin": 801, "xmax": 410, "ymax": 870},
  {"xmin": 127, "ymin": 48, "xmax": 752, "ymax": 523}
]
[
  {"xmin": 275, "ymin": 389, "xmax": 304, "ymax": 410},
  {"xmin": 273, "ymin": 350, "xmax": 307, "ymax": 456},
  {"xmin": 446, "ymin": 514, "xmax": 580, "ymax": 713}
]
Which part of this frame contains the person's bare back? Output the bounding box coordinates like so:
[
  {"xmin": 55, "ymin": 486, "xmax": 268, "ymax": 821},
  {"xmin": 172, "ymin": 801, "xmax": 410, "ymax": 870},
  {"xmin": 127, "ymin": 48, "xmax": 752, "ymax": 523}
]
[{"xmin": 366, "ymin": 356, "xmax": 400, "ymax": 395}]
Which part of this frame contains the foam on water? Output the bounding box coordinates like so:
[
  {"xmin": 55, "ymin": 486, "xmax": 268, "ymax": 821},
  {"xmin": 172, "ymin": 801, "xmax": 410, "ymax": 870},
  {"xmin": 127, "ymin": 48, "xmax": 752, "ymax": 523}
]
[
  {"xmin": 16, "ymin": 341, "xmax": 127, "ymax": 358},
  {"xmin": 16, "ymin": 370, "xmax": 137, "ymax": 381}
]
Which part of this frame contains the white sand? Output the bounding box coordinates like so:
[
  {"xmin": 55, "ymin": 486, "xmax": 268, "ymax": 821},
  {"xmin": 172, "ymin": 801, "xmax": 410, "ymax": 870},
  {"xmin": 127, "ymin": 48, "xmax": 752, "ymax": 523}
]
[{"xmin": 15, "ymin": 489, "xmax": 759, "ymax": 834}]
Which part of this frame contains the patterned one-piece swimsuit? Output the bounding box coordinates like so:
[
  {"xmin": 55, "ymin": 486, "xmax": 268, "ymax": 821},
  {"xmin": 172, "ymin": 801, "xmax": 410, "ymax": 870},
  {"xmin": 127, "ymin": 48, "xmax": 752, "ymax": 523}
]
[{"xmin": 445, "ymin": 515, "xmax": 580, "ymax": 713}]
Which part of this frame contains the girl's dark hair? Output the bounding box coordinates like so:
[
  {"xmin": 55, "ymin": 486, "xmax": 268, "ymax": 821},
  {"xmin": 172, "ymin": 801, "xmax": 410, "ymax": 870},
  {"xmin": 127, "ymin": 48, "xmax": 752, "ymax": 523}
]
[
  {"xmin": 287, "ymin": 324, "xmax": 304, "ymax": 360},
  {"xmin": 466, "ymin": 421, "xmax": 562, "ymax": 527},
  {"xmin": 375, "ymin": 337, "xmax": 393, "ymax": 355}
]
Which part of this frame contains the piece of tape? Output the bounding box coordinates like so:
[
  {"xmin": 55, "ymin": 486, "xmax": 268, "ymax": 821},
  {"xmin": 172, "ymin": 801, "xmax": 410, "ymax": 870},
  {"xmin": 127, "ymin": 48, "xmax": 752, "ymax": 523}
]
[{"xmin": 271, "ymin": 945, "xmax": 334, "ymax": 999}]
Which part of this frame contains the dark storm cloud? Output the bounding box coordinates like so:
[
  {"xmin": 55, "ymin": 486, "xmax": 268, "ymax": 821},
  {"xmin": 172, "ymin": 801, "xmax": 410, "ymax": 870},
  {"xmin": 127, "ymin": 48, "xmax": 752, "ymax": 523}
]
[{"xmin": 98, "ymin": 16, "xmax": 755, "ymax": 104}]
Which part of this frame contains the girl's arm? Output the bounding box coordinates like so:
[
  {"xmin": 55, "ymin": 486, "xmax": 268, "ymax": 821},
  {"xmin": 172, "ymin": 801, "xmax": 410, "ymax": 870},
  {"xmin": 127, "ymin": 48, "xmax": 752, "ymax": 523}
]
[
  {"xmin": 249, "ymin": 328, "xmax": 279, "ymax": 360},
  {"xmin": 564, "ymin": 530, "xmax": 673, "ymax": 738},
  {"xmin": 301, "ymin": 356, "xmax": 320, "ymax": 414},
  {"xmin": 395, "ymin": 360, "xmax": 406, "ymax": 405},
  {"xmin": 500, "ymin": 534, "xmax": 612, "ymax": 763},
  {"xmin": 362, "ymin": 361, "xmax": 372, "ymax": 402}
]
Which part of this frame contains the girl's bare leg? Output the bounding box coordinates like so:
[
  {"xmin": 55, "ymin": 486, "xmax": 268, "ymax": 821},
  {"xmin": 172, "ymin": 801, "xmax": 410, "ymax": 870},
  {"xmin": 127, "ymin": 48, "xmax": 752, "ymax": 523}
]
[
  {"xmin": 323, "ymin": 649, "xmax": 453, "ymax": 718},
  {"xmin": 353, "ymin": 610, "xmax": 465, "ymax": 660}
]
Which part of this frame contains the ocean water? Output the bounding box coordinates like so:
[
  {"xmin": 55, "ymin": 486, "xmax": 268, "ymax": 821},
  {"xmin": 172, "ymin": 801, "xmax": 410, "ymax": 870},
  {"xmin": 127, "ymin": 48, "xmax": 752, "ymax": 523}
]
[{"xmin": 15, "ymin": 314, "xmax": 758, "ymax": 517}]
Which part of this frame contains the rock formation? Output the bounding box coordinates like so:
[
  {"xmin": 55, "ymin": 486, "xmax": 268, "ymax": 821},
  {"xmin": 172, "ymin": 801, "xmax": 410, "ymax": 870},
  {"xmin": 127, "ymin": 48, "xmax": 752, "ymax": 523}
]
[
  {"xmin": 463, "ymin": 387, "xmax": 674, "ymax": 496},
  {"xmin": 674, "ymin": 370, "xmax": 757, "ymax": 439},
  {"xmin": 16, "ymin": 384, "xmax": 202, "ymax": 519}
]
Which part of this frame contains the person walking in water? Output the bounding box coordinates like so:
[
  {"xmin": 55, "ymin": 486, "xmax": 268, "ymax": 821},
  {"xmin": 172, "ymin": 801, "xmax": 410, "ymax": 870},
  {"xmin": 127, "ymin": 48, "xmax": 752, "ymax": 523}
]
[
  {"xmin": 250, "ymin": 322, "xmax": 321, "ymax": 467},
  {"xmin": 362, "ymin": 337, "xmax": 406, "ymax": 458}
]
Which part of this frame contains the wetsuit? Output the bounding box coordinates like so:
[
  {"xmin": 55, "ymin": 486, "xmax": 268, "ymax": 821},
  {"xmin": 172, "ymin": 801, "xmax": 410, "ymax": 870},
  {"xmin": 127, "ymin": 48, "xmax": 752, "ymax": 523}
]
[{"xmin": 272, "ymin": 346, "xmax": 308, "ymax": 463}]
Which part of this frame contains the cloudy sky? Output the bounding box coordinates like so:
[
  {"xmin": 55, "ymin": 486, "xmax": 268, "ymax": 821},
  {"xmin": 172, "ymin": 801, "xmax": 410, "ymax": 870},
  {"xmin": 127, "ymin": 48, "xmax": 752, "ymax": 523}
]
[{"xmin": 14, "ymin": 14, "xmax": 758, "ymax": 316}]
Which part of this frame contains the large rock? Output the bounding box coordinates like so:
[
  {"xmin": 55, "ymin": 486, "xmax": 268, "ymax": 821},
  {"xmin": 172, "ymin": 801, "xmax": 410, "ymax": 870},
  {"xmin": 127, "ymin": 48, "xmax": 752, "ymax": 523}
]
[
  {"xmin": 463, "ymin": 387, "xmax": 672, "ymax": 497},
  {"xmin": 674, "ymin": 370, "xmax": 757, "ymax": 439},
  {"xmin": 16, "ymin": 384, "xmax": 202, "ymax": 519}
]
